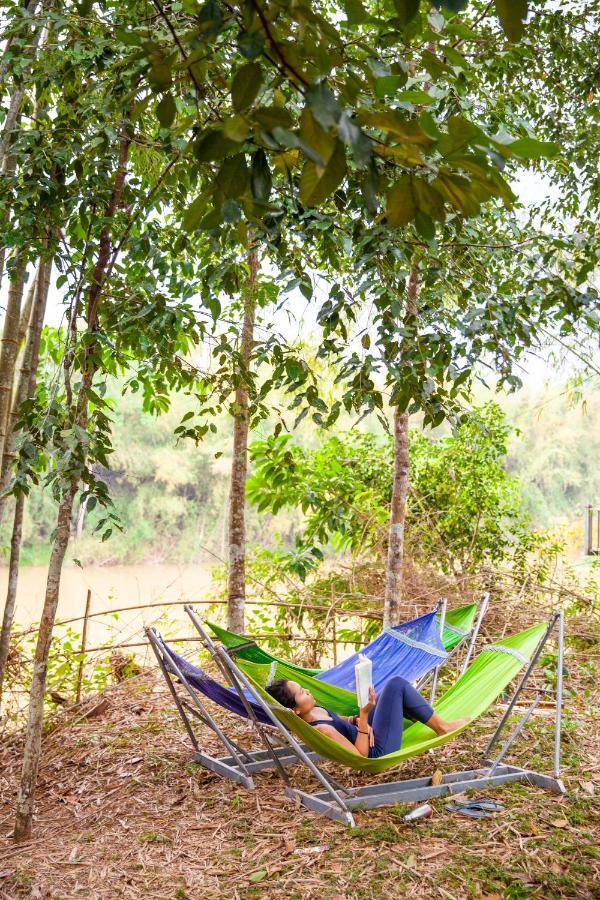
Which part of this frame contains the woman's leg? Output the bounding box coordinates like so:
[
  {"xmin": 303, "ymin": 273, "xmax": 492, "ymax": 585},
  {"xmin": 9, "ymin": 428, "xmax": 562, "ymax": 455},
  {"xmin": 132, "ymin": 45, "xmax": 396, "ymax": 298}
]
[{"xmin": 369, "ymin": 677, "xmax": 434, "ymax": 757}]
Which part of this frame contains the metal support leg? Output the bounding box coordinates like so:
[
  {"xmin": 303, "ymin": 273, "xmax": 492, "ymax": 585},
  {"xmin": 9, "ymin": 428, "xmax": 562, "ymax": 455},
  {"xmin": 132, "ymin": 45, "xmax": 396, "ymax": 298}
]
[
  {"xmin": 484, "ymin": 611, "xmax": 559, "ymax": 757},
  {"xmin": 184, "ymin": 606, "xmax": 354, "ymax": 824},
  {"xmin": 182, "ymin": 608, "xmax": 305, "ymax": 786},
  {"xmin": 430, "ymin": 598, "xmax": 447, "ymax": 704},
  {"xmin": 554, "ymin": 609, "xmax": 564, "ymax": 780},
  {"xmin": 147, "ymin": 628, "xmax": 199, "ymax": 752},
  {"xmin": 150, "ymin": 629, "xmax": 256, "ymax": 786},
  {"xmin": 486, "ymin": 695, "xmax": 540, "ymax": 778},
  {"xmin": 460, "ymin": 592, "xmax": 490, "ymax": 676}
]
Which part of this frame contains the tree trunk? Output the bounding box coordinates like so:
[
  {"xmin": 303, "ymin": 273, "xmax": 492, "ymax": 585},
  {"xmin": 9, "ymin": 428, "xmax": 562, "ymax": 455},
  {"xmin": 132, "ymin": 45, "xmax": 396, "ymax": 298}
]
[
  {"xmin": 0, "ymin": 258, "xmax": 50, "ymax": 699},
  {"xmin": 17, "ymin": 267, "xmax": 38, "ymax": 348},
  {"xmin": 0, "ymin": 492, "xmax": 25, "ymax": 708},
  {"xmin": 383, "ymin": 262, "xmax": 419, "ymax": 629},
  {"xmin": 227, "ymin": 249, "xmax": 258, "ymax": 632},
  {"xmin": 0, "ymin": 3, "xmax": 46, "ymax": 171},
  {"xmin": 0, "ymin": 257, "xmax": 50, "ymax": 505},
  {"xmin": 12, "ymin": 129, "xmax": 130, "ymax": 841},
  {"xmin": 0, "ymin": 0, "xmax": 41, "ymax": 84},
  {"xmin": 0, "ymin": 254, "xmax": 26, "ymax": 464},
  {"xmin": 13, "ymin": 480, "xmax": 76, "ymax": 840}
]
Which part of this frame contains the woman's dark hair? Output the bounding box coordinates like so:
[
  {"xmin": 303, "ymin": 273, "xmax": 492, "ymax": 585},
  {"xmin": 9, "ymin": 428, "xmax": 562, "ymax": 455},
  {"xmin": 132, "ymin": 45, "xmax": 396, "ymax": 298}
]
[{"xmin": 266, "ymin": 679, "xmax": 296, "ymax": 709}]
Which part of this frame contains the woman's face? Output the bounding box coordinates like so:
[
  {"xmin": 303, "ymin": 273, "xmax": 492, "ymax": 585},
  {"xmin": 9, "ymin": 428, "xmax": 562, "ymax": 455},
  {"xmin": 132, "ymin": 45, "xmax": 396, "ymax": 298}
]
[{"xmin": 287, "ymin": 681, "xmax": 316, "ymax": 716}]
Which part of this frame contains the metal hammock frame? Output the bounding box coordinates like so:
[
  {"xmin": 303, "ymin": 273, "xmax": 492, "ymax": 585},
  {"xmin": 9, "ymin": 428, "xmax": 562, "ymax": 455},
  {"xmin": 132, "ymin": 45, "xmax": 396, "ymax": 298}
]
[{"xmin": 148, "ymin": 605, "xmax": 565, "ymax": 826}]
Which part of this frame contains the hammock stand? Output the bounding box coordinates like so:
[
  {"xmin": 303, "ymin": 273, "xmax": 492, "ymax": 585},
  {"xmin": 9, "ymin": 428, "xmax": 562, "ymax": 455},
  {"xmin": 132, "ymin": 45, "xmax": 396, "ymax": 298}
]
[
  {"xmin": 417, "ymin": 592, "xmax": 490, "ymax": 701},
  {"xmin": 178, "ymin": 607, "xmax": 566, "ymax": 826},
  {"xmin": 146, "ymin": 626, "xmax": 320, "ymax": 789},
  {"xmin": 146, "ymin": 598, "xmax": 460, "ymax": 788}
]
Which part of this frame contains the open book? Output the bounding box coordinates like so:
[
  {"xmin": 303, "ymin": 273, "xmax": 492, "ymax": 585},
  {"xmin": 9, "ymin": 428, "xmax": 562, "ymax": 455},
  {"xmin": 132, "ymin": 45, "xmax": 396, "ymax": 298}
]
[{"xmin": 354, "ymin": 654, "xmax": 373, "ymax": 708}]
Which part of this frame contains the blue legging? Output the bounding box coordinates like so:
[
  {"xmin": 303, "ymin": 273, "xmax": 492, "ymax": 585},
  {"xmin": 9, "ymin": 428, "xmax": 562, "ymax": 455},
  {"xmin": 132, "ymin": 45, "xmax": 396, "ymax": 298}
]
[{"xmin": 367, "ymin": 676, "xmax": 434, "ymax": 758}]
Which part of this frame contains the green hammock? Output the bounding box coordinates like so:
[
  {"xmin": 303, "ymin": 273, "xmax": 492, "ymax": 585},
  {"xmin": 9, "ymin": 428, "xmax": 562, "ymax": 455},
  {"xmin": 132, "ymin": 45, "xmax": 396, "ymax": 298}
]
[
  {"xmin": 206, "ymin": 619, "xmax": 322, "ymax": 674},
  {"xmin": 206, "ymin": 601, "xmax": 478, "ymax": 673},
  {"xmin": 442, "ymin": 602, "xmax": 478, "ymax": 650},
  {"xmin": 231, "ymin": 601, "xmax": 480, "ymax": 717},
  {"xmin": 243, "ymin": 622, "xmax": 546, "ymax": 776}
]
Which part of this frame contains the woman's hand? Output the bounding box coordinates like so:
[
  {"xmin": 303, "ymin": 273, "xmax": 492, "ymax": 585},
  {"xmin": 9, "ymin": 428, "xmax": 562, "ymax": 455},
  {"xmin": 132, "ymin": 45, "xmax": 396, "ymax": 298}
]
[{"xmin": 361, "ymin": 685, "xmax": 376, "ymax": 715}]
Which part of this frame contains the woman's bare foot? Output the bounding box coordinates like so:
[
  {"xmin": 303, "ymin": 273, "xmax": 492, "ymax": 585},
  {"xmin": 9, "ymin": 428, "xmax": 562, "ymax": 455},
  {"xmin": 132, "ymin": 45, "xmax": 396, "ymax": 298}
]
[{"xmin": 426, "ymin": 713, "xmax": 472, "ymax": 736}]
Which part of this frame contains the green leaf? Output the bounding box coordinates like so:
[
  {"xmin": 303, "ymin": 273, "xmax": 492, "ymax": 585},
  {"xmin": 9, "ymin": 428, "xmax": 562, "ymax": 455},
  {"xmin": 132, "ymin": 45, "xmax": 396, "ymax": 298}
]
[
  {"xmin": 221, "ymin": 199, "xmax": 242, "ymax": 222},
  {"xmin": 194, "ymin": 130, "xmax": 239, "ymax": 161},
  {"xmin": 421, "ymin": 49, "xmax": 448, "ymax": 81},
  {"xmin": 248, "ymin": 869, "xmax": 268, "ymax": 881},
  {"xmin": 156, "ymin": 93, "xmax": 176, "ymax": 128},
  {"xmin": 232, "ymin": 63, "xmax": 263, "ymax": 112},
  {"xmin": 337, "ymin": 113, "xmax": 371, "ymax": 168},
  {"xmin": 182, "ymin": 195, "xmax": 206, "ymax": 231},
  {"xmin": 375, "ymin": 75, "xmax": 404, "ymax": 99},
  {"xmin": 396, "ymin": 89, "xmax": 436, "ymax": 106},
  {"xmin": 358, "ymin": 110, "xmax": 431, "ymax": 145},
  {"xmin": 508, "ymin": 137, "xmax": 559, "ymax": 160},
  {"xmin": 494, "ymin": 0, "xmax": 528, "ymax": 42},
  {"xmin": 299, "ymin": 139, "xmax": 346, "ymax": 206},
  {"xmin": 198, "ymin": 0, "xmax": 223, "ymax": 37},
  {"xmin": 199, "ymin": 207, "xmax": 223, "ymax": 230},
  {"xmin": 250, "ymin": 149, "xmax": 272, "ymax": 202},
  {"xmin": 148, "ymin": 61, "xmax": 172, "ymax": 92},
  {"xmin": 414, "ymin": 210, "xmax": 435, "ymax": 240},
  {"xmin": 299, "ymin": 108, "xmax": 334, "ymax": 164},
  {"xmin": 238, "ymin": 31, "xmax": 265, "ymax": 59},
  {"xmin": 306, "ymin": 84, "xmax": 341, "ymax": 129},
  {"xmin": 434, "ymin": 172, "xmax": 481, "ymax": 217},
  {"xmin": 386, "ymin": 175, "xmax": 417, "ymax": 226},
  {"xmin": 393, "ymin": 0, "xmax": 420, "ymax": 26},
  {"xmin": 342, "ymin": 0, "xmax": 368, "ymax": 24},
  {"xmin": 216, "ymin": 154, "xmax": 249, "ymax": 198},
  {"xmin": 434, "ymin": 0, "xmax": 468, "ymax": 11},
  {"xmin": 222, "ymin": 115, "xmax": 250, "ymax": 143},
  {"xmin": 253, "ymin": 106, "xmax": 293, "ymax": 130},
  {"xmin": 413, "ymin": 178, "xmax": 445, "ymax": 222}
]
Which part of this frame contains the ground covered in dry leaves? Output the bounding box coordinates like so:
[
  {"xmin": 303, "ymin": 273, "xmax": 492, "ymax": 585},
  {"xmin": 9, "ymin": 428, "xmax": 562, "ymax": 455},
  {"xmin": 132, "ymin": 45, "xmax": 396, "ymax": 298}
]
[{"xmin": 1, "ymin": 653, "xmax": 598, "ymax": 899}]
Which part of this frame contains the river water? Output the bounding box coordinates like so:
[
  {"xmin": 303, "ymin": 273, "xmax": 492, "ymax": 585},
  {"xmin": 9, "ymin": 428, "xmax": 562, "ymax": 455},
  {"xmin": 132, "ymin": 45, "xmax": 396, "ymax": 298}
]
[{"xmin": 1, "ymin": 563, "xmax": 217, "ymax": 658}]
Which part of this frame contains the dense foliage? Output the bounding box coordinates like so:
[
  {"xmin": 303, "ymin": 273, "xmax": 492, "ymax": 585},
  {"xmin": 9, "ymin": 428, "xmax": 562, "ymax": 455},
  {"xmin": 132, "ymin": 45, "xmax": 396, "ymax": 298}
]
[{"xmin": 247, "ymin": 402, "xmax": 553, "ymax": 578}]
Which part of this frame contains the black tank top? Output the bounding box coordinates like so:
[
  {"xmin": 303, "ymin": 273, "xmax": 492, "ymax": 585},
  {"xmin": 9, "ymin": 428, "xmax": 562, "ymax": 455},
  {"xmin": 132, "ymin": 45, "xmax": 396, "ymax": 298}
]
[{"xmin": 308, "ymin": 709, "xmax": 358, "ymax": 742}]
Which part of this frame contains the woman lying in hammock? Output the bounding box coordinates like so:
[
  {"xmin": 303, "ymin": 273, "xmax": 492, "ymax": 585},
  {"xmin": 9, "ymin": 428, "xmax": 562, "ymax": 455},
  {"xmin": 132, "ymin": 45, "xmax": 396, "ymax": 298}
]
[{"xmin": 267, "ymin": 676, "xmax": 471, "ymax": 758}]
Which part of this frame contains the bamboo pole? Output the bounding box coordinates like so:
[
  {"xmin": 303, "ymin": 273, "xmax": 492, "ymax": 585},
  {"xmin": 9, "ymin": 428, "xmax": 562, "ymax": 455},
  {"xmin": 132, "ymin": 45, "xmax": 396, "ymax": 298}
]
[{"xmin": 75, "ymin": 589, "xmax": 92, "ymax": 703}]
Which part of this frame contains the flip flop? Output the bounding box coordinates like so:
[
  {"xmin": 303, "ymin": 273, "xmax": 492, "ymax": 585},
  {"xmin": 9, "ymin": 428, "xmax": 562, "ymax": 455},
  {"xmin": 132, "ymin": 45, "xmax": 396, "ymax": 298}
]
[
  {"xmin": 444, "ymin": 804, "xmax": 493, "ymax": 818},
  {"xmin": 457, "ymin": 799, "xmax": 505, "ymax": 812}
]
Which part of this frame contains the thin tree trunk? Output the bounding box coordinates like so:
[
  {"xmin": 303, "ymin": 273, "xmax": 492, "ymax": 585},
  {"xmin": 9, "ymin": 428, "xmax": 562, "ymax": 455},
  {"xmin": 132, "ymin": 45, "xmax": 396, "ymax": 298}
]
[
  {"xmin": 13, "ymin": 130, "xmax": 131, "ymax": 842},
  {"xmin": 13, "ymin": 479, "xmax": 76, "ymax": 840},
  {"xmin": 0, "ymin": 254, "xmax": 26, "ymax": 464},
  {"xmin": 18, "ymin": 267, "xmax": 38, "ymax": 348},
  {"xmin": 383, "ymin": 262, "xmax": 419, "ymax": 629},
  {"xmin": 227, "ymin": 249, "xmax": 258, "ymax": 632},
  {"xmin": 0, "ymin": 257, "xmax": 50, "ymax": 505},
  {"xmin": 0, "ymin": 6, "xmax": 47, "ymax": 291},
  {"xmin": 0, "ymin": 4, "xmax": 46, "ymax": 171},
  {"xmin": 0, "ymin": 0, "xmax": 41, "ymax": 85},
  {"xmin": 0, "ymin": 258, "xmax": 50, "ymax": 698},
  {"xmin": 0, "ymin": 136, "xmax": 21, "ymax": 291},
  {"xmin": 0, "ymin": 492, "xmax": 25, "ymax": 708}
]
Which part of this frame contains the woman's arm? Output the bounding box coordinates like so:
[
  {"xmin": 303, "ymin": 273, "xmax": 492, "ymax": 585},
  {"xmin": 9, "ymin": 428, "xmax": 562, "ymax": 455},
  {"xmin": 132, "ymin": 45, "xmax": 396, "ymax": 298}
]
[{"xmin": 314, "ymin": 724, "xmax": 366, "ymax": 756}]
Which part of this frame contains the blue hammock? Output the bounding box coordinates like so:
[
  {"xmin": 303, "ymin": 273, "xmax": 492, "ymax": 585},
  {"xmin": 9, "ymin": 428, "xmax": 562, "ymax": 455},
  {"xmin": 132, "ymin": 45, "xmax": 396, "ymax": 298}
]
[
  {"xmin": 315, "ymin": 610, "xmax": 447, "ymax": 693},
  {"xmin": 161, "ymin": 642, "xmax": 273, "ymax": 725}
]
